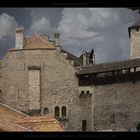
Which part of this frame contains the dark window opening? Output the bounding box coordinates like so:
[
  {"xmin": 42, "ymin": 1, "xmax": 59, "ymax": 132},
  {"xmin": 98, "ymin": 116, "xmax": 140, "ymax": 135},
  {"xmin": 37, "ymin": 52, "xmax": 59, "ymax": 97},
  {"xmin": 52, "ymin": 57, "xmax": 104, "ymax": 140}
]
[
  {"xmin": 62, "ymin": 106, "xmax": 66, "ymax": 117},
  {"xmin": 111, "ymin": 114, "xmax": 115, "ymax": 124},
  {"xmin": 55, "ymin": 106, "xmax": 59, "ymax": 117},
  {"xmin": 82, "ymin": 120, "xmax": 87, "ymax": 131},
  {"xmin": 137, "ymin": 123, "xmax": 140, "ymax": 131},
  {"xmin": 44, "ymin": 108, "xmax": 49, "ymax": 115},
  {"xmin": 136, "ymin": 28, "xmax": 139, "ymax": 32}
]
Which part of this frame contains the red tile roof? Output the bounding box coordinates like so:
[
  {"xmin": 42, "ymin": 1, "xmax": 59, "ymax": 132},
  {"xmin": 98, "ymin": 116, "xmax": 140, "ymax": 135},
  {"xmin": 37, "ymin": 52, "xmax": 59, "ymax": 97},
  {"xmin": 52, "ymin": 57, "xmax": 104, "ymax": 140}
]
[
  {"xmin": 23, "ymin": 35, "xmax": 55, "ymax": 49},
  {"xmin": 0, "ymin": 103, "xmax": 64, "ymax": 132}
]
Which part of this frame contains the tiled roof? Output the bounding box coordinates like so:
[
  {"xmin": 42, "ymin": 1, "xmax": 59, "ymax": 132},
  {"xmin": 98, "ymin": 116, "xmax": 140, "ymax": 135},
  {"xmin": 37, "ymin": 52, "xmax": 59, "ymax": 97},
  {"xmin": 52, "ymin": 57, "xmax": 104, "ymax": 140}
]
[
  {"xmin": 17, "ymin": 115, "xmax": 64, "ymax": 132},
  {"xmin": 0, "ymin": 103, "xmax": 64, "ymax": 131},
  {"xmin": 0, "ymin": 116, "xmax": 31, "ymax": 131},
  {"xmin": 76, "ymin": 58, "xmax": 140, "ymax": 75},
  {"xmin": 23, "ymin": 35, "xmax": 55, "ymax": 49},
  {"xmin": 0, "ymin": 104, "xmax": 31, "ymax": 131}
]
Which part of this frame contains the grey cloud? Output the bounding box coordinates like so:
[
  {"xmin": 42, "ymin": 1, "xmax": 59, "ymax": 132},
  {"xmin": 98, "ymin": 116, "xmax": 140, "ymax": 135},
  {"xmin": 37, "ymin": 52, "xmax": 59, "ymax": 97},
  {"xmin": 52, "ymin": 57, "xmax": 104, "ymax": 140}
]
[
  {"xmin": 27, "ymin": 16, "xmax": 54, "ymax": 35},
  {"xmin": 0, "ymin": 13, "xmax": 18, "ymax": 41},
  {"xmin": 0, "ymin": 8, "xmax": 139, "ymax": 64},
  {"xmin": 58, "ymin": 8, "xmax": 140, "ymax": 63},
  {"xmin": 27, "ymin": 8, "xmax": 63, "ymax": 37}
]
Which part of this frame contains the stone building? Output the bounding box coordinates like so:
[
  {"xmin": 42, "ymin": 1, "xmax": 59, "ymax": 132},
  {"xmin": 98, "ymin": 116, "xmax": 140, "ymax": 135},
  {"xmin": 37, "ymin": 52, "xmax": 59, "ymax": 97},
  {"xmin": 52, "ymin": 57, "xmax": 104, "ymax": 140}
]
[{"xmin": 0, "ymin": 19, "xmax": 140, "ymax": 131}]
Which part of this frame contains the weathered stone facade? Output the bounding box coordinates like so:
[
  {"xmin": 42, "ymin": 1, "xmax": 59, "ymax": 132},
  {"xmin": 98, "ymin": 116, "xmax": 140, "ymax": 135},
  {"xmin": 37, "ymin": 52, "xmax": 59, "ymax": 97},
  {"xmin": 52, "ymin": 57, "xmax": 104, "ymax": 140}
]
[{"xmin": 93, "ymin": 82, "xmax": 140, "ymax": 131}]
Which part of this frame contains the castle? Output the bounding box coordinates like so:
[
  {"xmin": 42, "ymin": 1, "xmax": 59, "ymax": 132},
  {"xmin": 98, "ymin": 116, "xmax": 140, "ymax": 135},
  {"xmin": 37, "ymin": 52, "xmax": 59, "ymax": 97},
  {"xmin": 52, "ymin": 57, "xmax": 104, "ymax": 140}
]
[{"xmin": 0, "ymin": 19, "xmax": 140, "ymax": 131}]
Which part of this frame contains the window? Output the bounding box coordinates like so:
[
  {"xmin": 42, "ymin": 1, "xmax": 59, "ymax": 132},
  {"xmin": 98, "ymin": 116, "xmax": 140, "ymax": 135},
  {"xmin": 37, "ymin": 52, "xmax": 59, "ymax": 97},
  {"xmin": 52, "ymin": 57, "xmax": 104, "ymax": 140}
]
[
  {"xmin": 44, "ymin": 108, "xmax": 49, "ymax": 115},
  {"xmin": 137, "ymin": 123, "xmax": 140, "ymax": 131},
  {"xmin": 81, "ymin": 91, "xmax": 84, "ymax": 95},
  {"xmin": 136, "ymin": 28, "xmax": 139, "ymax": 32},
  {"xmin": 55, "ymin": 106, "xmax": 60, "ymax": 117},
  {"xmin": 82, "ymin": 120, "xmax": 87, "ymax": 131},
  {"xmin": 111, "ymin": 114, "xmax": 115, "ymax": 124},
  {"xmin": 62, "ymin": 106, "xmax": 66, "ymax": 117}
]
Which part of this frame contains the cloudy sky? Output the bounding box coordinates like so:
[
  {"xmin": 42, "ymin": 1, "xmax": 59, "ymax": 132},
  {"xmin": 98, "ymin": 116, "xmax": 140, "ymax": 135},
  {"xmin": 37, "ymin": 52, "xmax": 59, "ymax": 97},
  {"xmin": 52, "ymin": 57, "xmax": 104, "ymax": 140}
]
[{"xmin": 0, "ymin": 8, "xmax": 139, "ymax": 63}]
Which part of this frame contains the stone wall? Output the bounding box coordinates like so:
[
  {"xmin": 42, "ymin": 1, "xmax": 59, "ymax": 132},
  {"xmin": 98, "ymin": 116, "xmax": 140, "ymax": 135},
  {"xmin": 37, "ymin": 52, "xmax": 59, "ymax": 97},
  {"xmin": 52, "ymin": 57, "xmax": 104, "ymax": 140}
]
[
  {"xmin": 78, "ymin": 86, "xmax": 94, "ymax": 131},
  {"xmin": 93, "ymin": 81, "xmax": 140, "ymax": 131}
]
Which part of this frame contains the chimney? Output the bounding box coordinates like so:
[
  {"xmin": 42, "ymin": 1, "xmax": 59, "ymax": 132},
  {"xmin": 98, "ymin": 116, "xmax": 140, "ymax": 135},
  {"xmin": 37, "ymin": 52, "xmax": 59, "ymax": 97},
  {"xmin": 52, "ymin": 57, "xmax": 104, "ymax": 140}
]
[
  {"xmin": 15, "ymin": 27, "xmax": 24, "ymax": 49},
  {"xmin": 83, "ymin": 51, "xmax": 88, "ymax": 66},
  {"xmin": 54, "ymin": 32, "xmax": 60, "ymax": 47},
  {"xmin": 82, "ymin": 49, "xmax": 95, "ymax": 66}
]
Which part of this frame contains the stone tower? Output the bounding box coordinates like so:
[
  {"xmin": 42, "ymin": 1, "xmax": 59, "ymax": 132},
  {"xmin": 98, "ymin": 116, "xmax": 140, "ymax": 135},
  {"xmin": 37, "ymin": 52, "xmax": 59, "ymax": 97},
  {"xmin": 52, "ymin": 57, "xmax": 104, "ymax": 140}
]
[{"xmin": 128, "ymin": 19, "xmax": 140, "ymax": 59}]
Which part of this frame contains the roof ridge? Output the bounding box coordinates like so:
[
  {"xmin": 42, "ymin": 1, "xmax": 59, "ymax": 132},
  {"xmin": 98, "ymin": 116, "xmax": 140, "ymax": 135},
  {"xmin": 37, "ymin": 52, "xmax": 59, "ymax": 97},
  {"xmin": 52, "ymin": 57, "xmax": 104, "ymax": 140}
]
[{"xmin": 0, "ymin": 103, "xmax": 29, "ymax": 117}]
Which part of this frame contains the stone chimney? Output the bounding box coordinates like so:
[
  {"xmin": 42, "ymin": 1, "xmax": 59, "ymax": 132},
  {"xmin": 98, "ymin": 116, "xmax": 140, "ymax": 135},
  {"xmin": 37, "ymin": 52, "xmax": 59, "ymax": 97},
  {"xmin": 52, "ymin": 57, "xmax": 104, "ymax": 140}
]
[
  {"xmin": 82, "ymin": 49, "xmax": 95, "ymax": 66},
  {"xmin": 54, "ymin": 32, "xmax": 60, "ymax": 47},
  {"xmin": 15, "ymin": 27, "xmax": 24, "ymax": 49},
  {"xmin": 82, "ymin": 51, "xmax": 89, "ymax": 66}
]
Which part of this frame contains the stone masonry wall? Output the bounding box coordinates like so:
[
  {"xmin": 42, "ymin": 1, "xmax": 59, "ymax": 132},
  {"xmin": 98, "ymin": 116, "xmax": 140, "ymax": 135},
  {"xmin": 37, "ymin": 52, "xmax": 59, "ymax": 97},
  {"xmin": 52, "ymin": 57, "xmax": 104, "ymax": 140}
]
[{"xmin": 93, "ymin": 81, "xmax": 140, "ymax": 131}]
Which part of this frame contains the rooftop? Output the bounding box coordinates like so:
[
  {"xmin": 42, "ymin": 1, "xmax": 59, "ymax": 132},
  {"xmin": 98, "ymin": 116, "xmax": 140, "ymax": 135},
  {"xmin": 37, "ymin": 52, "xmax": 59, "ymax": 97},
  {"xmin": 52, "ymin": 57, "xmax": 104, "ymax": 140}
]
[
  {"xmin": 23, "ymin": 34, "xmax": 55, "ymax": 49},
  {"xmin": 76, "ymin": 58, "xmax": 140, "ymax": 75},
  {"xmin": 0, "ymin": 103, "xmax": 64, "ymax": 131}
]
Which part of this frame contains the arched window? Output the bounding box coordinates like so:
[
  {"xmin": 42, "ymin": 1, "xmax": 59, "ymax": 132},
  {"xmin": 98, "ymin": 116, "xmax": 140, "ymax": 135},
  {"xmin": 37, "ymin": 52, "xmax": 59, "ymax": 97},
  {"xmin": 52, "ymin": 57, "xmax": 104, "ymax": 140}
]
[
  {"xmin": 55, "ymin": 106, "xmax": 60, "ymax": 117},
  {"xmin": 62, "ymin": 106, "xmax": 66, "ymax": 117},
  {"xmin": 44, "ymin": 108, "xmax": 49, "ymax": 115}
]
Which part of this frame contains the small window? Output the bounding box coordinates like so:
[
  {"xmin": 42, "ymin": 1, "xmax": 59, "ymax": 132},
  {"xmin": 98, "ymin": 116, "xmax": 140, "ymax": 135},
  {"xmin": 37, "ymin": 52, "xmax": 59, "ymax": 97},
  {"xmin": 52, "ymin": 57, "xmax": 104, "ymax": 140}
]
[
  {"xmin": 137, "ymin": 123, "xmax": 140, "ymax": 131},
  {"xmin": 55, "ymin": 106, "xmax": 60, "ymax": 117},
  {"xmin": 62, "ymin": 106, "xmax": 66, "ymax": 117},
  {"xmin": 81, "ymin": 91, "xmax": 84, "ymax": 95},
  {"xmin": 82, "ymin": 120, "xmax": 87, "ymax": 131},
  {"xmin": 44, "ymin": 108, "xmax": 49, "ymax": 115},
  {"xmin": 136, "ymin": 28, "xmax": 139, "ymax": 32},
  {"xmin": 111, "ymin": 114, "xmax": 115, "ymax": 124}
]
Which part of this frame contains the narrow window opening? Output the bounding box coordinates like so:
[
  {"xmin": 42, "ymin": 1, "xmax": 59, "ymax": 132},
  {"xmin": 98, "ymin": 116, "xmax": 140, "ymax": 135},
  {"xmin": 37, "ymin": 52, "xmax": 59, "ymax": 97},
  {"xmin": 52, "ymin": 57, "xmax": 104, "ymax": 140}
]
[
  {"xmin": 82, "ymin": 120, "xmax": 87, "ymax": 131},
  {"xmin": 136, "ymin": 28, "xmax": 139, "ymax": 32},
  {"xmin": 55, "ymin": 106, "xmax": 59, "ymax": 118},
  {"xmin": 62, "ymin": 106, "xmax": 66, "ymax": 117},
  {"xmin": 137, "ymin": 123, "xmax": 140, "ymax": 131}
]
